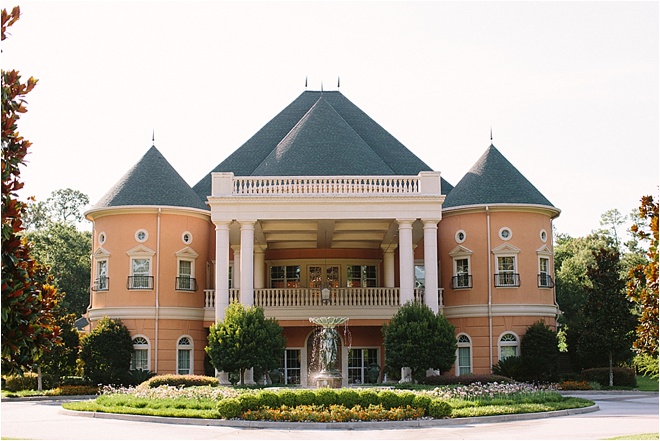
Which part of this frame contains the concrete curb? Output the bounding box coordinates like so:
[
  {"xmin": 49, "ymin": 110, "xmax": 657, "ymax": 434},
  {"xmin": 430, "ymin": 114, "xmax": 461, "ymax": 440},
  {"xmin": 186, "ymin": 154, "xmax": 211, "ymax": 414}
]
[{"xmin": 58, "ymin": 404, "xmax": 600, "ymax": 430}]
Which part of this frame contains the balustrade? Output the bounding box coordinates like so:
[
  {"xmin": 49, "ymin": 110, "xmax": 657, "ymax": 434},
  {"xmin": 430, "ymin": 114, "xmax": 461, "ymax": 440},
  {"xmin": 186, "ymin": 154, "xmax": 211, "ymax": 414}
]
[{"xmin": 232, "ymin": 176, "xmax": 421, "ymax": 196}]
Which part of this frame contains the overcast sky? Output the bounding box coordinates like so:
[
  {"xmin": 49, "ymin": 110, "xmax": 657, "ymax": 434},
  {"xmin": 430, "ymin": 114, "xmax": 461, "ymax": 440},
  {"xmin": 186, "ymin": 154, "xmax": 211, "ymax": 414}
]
[{"xmin": 3, "ymin": 1, "xmax": 658, "ymax": 238}]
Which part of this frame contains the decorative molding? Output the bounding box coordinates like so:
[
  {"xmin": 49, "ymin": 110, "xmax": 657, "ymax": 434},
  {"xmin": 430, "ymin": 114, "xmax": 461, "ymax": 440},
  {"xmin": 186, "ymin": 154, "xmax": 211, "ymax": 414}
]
[
  {"xmin": 492, "ymin": 243, "xmax": 521, "ymax": 255},
  {"xmin": 443, "ymin": 304, "xmax": 559, "ymax": 319},
  {"xmin": 449, "ymin": 245, "xmax": 474, "ymax": 257},
  {"xmin": 536, "ymin": 244, "xmax": 553, "ymax": 256},
  {"xmin": 93, "ymin": 247, "xmax": 111, "ymax": 258},
  {"xmin": 127, "ymin": 244, "xmax": 156, "ymax": 257},
  {"xmin": 176, "ymin": 246, "xmax": 199, "ymax": 259},
  {"xmin": 87, "ymin": 307, "xmax": 205, "ymax": 322}
]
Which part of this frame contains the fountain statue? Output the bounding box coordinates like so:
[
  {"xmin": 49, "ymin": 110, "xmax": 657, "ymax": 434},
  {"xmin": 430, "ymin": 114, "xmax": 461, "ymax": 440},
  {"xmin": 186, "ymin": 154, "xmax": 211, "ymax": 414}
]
[{"xmin": 309, "ymin": 316, "xmax": 349, "ymax": 388}]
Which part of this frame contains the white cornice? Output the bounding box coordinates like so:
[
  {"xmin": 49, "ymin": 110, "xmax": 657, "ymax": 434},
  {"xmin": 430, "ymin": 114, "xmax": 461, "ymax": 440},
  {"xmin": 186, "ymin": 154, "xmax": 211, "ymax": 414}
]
[
  {"xmin": 85, "ymin": 206, "xmax": 211, "ymax": 222},
  {"xmin": 442, "ymin": 204, "xmax": 561, "ymax": 219},
  {"xmin": 443, "ymin": 304, "xmax": 559, "ymax": 319},
  {"xmin": 87, "ymin": 307, "xmax": 206, "ymax": 322}
]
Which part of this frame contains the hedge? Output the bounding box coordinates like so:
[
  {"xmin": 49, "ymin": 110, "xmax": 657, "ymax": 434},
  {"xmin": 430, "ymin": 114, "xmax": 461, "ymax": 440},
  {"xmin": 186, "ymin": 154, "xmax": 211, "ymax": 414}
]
[
  {"xmin": 581, "ymin": 367, "xmax": 637, "ymax": 387},
  {"xmin": 420, "ymin": 374, "xmax": 512, "ymax": 386},
  {"xmin": 141, "ymin": 374, "xmax": 219, "ymax": 388}
]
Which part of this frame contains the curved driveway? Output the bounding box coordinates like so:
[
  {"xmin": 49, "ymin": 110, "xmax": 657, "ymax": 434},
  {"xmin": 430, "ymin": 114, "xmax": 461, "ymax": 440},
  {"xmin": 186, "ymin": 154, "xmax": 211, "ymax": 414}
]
[{"xmin": 1, "ymin": 391, "xmax": 657, "ymax": 440}]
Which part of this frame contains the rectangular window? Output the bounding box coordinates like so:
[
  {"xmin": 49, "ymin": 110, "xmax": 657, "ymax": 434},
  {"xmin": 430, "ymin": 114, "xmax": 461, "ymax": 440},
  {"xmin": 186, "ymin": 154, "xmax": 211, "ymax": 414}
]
[
  {"xmin": 458, "ymin": 347, "xmax": 471, "ymax": 375},
  {"xmin": 414, "ymin": 265, "xmax": 425, "ymax": 288},
  {"xmin": 95, "ymin": 260, "xmax": 109, "ymax": 291},
  {"xmin": 496, "ymin": 256, "xmax": 518, "ymax": 287},
  {"xmin": 538, "ymin": 257, "xmax": 553, "ymax": 287},
  {"xmin": 347, "ymin": 265, "xmax": 377, "ymax": 287},
  {"xmin": 129, "ymin": 258, "xmax": 153, "ymax": 289},
  {"xmin": 177, "ymin": 349, "xmax": 191, "ymax": 375},
  {"xmin": 177, "ymin": 260, "xmax": 196, "ymax": 291},
  {"xmin": 453, "ymin": 258, "xmax": 471, "ymax": 289},
  {"xmin": 270, "ymin": 265, "xmax": 300, "ymax": 288},
  {"xmin": 131, "ymin": 349, "xmax": 148, "ymax": 370},
  {"xmin": 281, "ymin": 349, "xmax": 301, "ymax": 385},
  {"xmin": 348, "ymin": 348, "xmax": 379, "ymax": 384}
]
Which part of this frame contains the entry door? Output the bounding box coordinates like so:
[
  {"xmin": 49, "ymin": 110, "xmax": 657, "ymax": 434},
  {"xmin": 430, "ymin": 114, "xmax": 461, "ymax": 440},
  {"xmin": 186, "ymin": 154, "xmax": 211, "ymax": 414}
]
[{"xmin": 308, "ymin": 265, "xmax": 340, "ymax": 288}]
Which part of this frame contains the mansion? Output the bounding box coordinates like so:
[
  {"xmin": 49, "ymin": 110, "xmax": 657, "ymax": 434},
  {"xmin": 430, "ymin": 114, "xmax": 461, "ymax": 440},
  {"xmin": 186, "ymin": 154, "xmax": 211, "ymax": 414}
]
[{"xmin": 84, "ymin": 90, "xmax": 560, "ymax": 386}]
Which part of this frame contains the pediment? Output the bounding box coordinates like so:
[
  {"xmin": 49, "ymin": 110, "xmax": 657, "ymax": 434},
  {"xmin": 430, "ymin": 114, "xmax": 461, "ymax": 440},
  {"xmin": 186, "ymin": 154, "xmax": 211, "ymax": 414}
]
[
  {"xmin": 93, "ymin": 247, "xmax": 111, "ymax": 258},
  {"xmin": 126, "ymin": 244, "xmax": 156, "ymax": 256},
  {"xmin": 175, "ymin": 246, "xmax": 199, "ymax": 259},
  {"xmin": 492, "ymin": 243, "xmax": 521, "ymax": 254},
  {"xmin": 536, "ymin": 245, "xmax": 553, "ymax": 256},
  {"xmin": 449, "ymin": 245, "xmax": 474, "ymax": 257}
]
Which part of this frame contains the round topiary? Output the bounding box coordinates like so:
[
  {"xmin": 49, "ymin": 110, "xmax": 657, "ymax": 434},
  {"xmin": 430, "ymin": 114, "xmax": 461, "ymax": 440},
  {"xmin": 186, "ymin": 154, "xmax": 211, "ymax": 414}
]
[
  {"xmin": 412, "ymin": 394, "xmax": 432, "ymax": 414},
  {"xmin": 217, "ymin": 398, "xmax": 242, "ymax": 419},
  {"xmin": 278, "ymin": 390, "xmax": 297, "ymax": 407},
  {"xmin": 256, "ymin": 391, "xmax": 280, "ymax": 409},
  {"xmin": 428, "ymin": 399, "xmax": 451, "ymax": 419},
  {"xmin": 377, "ymin": 390, "xmax": 400, "ymax": 409},
  {"xmin": 397, "ymin": 391, "xmax": 416, "ymax": 407},
  {"xmin": 315, "ymin": 388, "xmax": 339, "ymax": 407},
  {"xmin": 294, "ymin": 389, "xmax": 316, "ymax": 406},
  {"xmin": 358, "ymin": 389, "xmax": 379, "ymax": 407},
  {"xmin": 237, "ymin": 393, "xmax": 259, "ymax": 412},
  {"xmin": 337, "ymin": 389, "xmax": 360, "ymax": 408}
]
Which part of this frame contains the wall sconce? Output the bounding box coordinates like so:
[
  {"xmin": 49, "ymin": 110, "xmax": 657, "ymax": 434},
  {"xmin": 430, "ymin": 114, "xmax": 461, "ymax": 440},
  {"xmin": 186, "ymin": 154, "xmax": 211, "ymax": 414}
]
[{"xmin": 321, "ymin": 287, "xmax": 331, "ymax": 304}]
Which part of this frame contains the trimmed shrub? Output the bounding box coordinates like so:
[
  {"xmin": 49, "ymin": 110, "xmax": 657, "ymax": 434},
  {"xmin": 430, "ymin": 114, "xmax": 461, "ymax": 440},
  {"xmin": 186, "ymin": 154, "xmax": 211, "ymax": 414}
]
[
  {"xmin": 420, "ymin": 374, "xmax": 512, "ymax": 386},
  {"xmin": 217, "ymin": 398, "xmax": 242, "ymax": 419},
  {"xmin": 61, "ymin": 376, "xmax": 90, "ymax": 386},
  {"xmin": 581, "ymin": 367, "xmax": 637, "ymax": 387},
  {"xmin": 315, "ymin": 388, "xmax": 339, "ymax": 407},
  {"xmin": 256, "ymin": 391, "xmax": 280, "ymax": 408},
  {"xmin": 520, "ymin": 321, "xmax": 560, "ymax": 382},
  {"xmin": 412, "ymin": 394, "xmax": 432, "ymax": 413},
  {"xmin": 278, "ymin": 390, "xmax": 297, "ymax": 407},
  {"xmin": 428, "ymin": 399, "xmax": 451, "ymax": 419},
  {"xmin": 294, "ymin": 389, "xmax": 316, "ymax": 406},
  {"xmin": 491, "ymin": 356, "xmax": 526, "ymax": 381},
  {"xmin": 398, "ymin": 391, "xmax": 416, "ymax": 407},
  {"xmin": 377, "ymin": 390, "xmax": 400, "ymax": 409},
  {"xmin": 3, "ymin": 373, "xmax": 38, "ymax": 392},
  {"xmin": 358, "ymin": 389, "xmax": 379, "ymax": 407},
  {"xmin": 143, "ymin": 374, "xmax": 219, "ymax": 388},
  {"xmin": 237, "ymin": 393, "xmax": 259, "ymax": 412},
  {"xmin": 44, "ymin": 385, "xmax": 99, "ymax": 396},
  {"xmin": 336, "ymin": 389, "xmax": 360, "ymax": 408}
]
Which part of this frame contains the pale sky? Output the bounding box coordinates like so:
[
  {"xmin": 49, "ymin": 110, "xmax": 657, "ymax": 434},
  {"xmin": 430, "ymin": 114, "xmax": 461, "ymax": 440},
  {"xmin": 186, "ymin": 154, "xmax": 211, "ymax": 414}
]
[{"xmin": 3, "ymin": 1, "xmax": 658, "ymax": 238}]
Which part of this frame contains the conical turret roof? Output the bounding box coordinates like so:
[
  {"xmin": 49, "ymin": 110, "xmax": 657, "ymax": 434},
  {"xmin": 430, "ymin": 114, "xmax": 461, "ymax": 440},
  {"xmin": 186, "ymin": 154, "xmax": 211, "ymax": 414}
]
[
  {"xmin": 193, "ymin": 91, "xmax": 453, "ymax": 198},
  {"xmin": 91, "ymin": 146, "xmax": 208, "ymax": 211},
  {"xmin": 443, "ymin": 144, "xmax": 555, "ymax": 210}
]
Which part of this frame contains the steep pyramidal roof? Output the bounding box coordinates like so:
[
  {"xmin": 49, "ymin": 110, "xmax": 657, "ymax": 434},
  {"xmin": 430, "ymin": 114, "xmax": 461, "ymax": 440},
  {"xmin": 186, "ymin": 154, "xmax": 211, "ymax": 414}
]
[
  {"xmin": 193, "ymin": 90, "xmax": 453, "ymax": 198},
  {"xmin": 443, "ymin": 144, "xmax": 555, "ymax": 209},
  {"xmin": 92, "ymin": 146, "xmax": 208, "ymax": 211}
]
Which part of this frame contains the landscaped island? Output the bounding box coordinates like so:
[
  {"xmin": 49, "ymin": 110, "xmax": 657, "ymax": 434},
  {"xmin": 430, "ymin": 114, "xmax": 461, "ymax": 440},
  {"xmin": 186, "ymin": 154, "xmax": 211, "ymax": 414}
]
[{"xmin": 62, "ymin": 375, "xmax": 594, "ymax": 422}]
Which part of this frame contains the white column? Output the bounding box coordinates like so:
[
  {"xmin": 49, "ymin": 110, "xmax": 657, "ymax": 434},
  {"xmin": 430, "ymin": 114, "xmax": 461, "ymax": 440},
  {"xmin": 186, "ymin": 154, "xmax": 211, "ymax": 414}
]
[
  {"xmin": 214, "ymin": 222, "xmax": 230, "ymax": 321},
  {"xmin": 239, "ymin": 220, "xmax": 255, "ymax": 307},
  {"xmin": 397, "ymin": 219, "xmax": 415, "ymax": 304},
  {"xmin": 423, "ymin": 219, "xmax": 440, "ymax": 313},
  {"xmin": 254, "ymin": 245, "xmax": 265, "ymax": 289},
  {"xmin": 381, "ymin": 245, "xmax": 396, "ymax": 288},
  {"xmin": 231, "ymin": 245, "xmax": 240, "ymax": 289}
]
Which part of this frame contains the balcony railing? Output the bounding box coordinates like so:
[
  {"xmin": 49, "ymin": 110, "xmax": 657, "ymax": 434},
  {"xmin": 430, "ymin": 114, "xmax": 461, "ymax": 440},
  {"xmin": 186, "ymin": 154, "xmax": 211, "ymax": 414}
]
[
  {"xmin": 127, "ymin": 275, "xmax": 154, "ymax": 290},
  {"xmin": 232, "ymin": 176, "xmax": 422, "ymax": 196},
  {"xmin": 451, "ymin": 274, "xmax": 472, "ymax": 289},
  {"xmin": 538, "ymin": 274, "xmax": 555, "ymax": 288},
  {"xmin": 92, "ymin": 276, "xmax": 109, "ymax": 291},
  {"xmin": 176, "ymin": 277, "xmax": 197, "ymax": 291},
  {"xmin": 203, "ymin": 288, "xmax": 430, "ymax": 310},
  {"xmin": 494, "ymin": 273, "xmax": 521, "ymax": 287}
]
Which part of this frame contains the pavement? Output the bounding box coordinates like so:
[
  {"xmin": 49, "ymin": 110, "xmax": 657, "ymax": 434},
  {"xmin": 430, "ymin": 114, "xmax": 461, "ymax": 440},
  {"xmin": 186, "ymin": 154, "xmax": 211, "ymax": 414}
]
[{"xmin": 1, "ymin": 391, "xmax": 658, "ymax": 440}]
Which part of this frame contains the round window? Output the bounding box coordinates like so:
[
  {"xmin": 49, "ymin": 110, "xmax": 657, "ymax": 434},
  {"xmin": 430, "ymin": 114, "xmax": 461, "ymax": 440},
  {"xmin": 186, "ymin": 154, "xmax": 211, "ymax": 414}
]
[
  {"xmin": 135, "ymin": 229, "xmax": 148, "ymax": 243},
  {"xmin": 540, "ymin": 229, "xmax": 548, "ymax": 242},
  {"xmin": 182, "ymin": 231, "xmax": 193, "ymax": 244},
  {"xmin": 455, "ymin": 230, "xmax": 466, "ymax": 243},
  {"xmin": 98, "ymin": 232, "xmax": 106, "ymax": 245},
  {"xmin": 499, "ymin": 227, "xmax": 512, "ymax": 241}
]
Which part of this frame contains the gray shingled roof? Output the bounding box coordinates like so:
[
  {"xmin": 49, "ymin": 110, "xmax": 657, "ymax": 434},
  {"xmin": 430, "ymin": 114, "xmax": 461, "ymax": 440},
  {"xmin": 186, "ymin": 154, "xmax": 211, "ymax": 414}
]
[
  {"xmin": 193, "ymin": 90, "xmax": 453, "ymax": 198},
  {"xmin": 443, "ymin": 144, "xmax": 555, "ymax": 209},
  {"xmin": 91, "ymin": 146, "xmax": 208, "ymax": 211}
]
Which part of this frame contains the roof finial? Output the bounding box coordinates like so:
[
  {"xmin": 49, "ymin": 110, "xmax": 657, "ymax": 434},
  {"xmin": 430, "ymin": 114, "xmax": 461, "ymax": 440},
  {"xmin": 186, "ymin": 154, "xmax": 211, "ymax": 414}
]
[
  {"xmin": 337, "ymin": 76, "xmax": 340, "ymax": 88},
  {"xmin": 321, "ymin": 81, "xmax": 323, "ymax": 93},
  {"xmin": 305, "ymin": 76, "xmax": 308, "ymax": 89},
  {"xmin": 490, "ymin": 126, "xmax": 493, "ymax": 145},
  {"xmin": 152, "ymin": 129, "xmax": 155, "ymax": 146}
]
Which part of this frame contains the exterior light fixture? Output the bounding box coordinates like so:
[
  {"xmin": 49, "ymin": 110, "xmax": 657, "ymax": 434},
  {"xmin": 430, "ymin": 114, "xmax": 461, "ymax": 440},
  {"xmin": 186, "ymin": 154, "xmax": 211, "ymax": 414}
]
[{"xmin": 322, "ymin": 287, "xmax": 331, "ymax": 304}]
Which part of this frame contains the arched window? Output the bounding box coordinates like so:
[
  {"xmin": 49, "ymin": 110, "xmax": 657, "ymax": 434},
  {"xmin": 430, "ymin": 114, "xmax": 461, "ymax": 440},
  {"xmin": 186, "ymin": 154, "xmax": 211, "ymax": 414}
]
[
  {"xmin": 498, "ymin": 332, "xmax": 519, "ymax": 361},
  {"xmin": 177, "ymin": 336, "xmax": 193, "ymax": 375},
  {"xmin": 131, "ymin": 336, "xmax": 150, "ymax": 371},
  {"xmin": 456, "ymin": 334, "xmax": 472, "ymax": 375}
]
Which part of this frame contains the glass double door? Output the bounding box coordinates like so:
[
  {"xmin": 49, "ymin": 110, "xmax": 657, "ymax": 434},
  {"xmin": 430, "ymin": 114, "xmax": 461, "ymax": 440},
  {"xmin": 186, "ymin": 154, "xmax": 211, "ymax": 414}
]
[{"xmin": 308, "ymin": 265, "xmax": 339, "ymax": 288}]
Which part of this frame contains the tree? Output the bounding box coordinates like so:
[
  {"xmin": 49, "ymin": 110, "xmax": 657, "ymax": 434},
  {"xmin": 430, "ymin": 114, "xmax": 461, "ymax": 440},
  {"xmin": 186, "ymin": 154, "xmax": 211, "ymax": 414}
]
[
  {"xmin": 627, "ymin": 195, "xmax": 659, "ymax": 358},
  {"xmin": 520, "ymin": 320, "xmax": 560, "ymax": 383},
  {"xmin": 576, "ymin": 248, "xmax": 636, "ymax": 385},
  {"xmin": 206, "ymin": 303, "xmax": 286, "ymax": 384},
  {"xmin": 599, "ymin": 208, "xmax": 626, "ymax": 250},
  {"xmin": 1, "ymin": 6, "xmax": 61, "ymax": 375},
  {"xmin": 25, "ymin": 222, "xmax": 92, "ymax": 316},
  {"xmin": 79, "ymin": 316, "xmax": 133, "ymax": 385},
  {"xmin": 38, "ymin": 313, "xmax": 80, "ymax": 385},
  {"xmin": 382, "ymin": 302, "xmax": 457, "ymax": 381}
]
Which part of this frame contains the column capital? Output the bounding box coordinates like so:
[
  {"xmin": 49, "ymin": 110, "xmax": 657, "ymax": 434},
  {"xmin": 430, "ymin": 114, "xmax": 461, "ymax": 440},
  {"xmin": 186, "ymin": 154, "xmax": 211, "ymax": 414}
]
[
  {"xmin": 381, "ymin": 244, "xmax": 397, "ymax": 253},
  {"xmin": 396, "ymin": 218, "xmax": 415, "ymax": 228},
  {"xmin": 421, "ymin": 219, "xmax": 441, "ymax": 227}
]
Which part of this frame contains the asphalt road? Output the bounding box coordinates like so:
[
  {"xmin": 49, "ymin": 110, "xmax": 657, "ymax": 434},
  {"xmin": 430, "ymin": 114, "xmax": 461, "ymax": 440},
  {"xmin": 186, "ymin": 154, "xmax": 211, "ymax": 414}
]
[{"xmin": 1, "ymin": 392, "xmax": 658, "ymax": 440}]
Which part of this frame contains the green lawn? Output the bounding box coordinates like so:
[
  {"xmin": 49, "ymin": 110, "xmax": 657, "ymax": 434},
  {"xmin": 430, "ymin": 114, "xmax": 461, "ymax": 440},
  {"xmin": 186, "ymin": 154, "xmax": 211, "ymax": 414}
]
[{"xmin": 636, "ymin": 375, "xmax": 659, "ymax": 392}]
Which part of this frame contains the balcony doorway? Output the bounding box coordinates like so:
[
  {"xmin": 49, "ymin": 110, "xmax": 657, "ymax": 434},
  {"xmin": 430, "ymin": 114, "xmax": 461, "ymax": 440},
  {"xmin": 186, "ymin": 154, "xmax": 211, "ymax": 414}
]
[{"xmin": 308, "ymin": 265, "xmax": 339, "ymax": 288}]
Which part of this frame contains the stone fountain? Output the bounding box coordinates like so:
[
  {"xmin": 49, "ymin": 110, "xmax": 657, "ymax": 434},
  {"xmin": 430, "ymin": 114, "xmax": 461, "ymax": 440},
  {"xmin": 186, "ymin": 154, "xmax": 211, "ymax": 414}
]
[{"xmin": 309, "ymin": 316, "xmax": 349, "ymax": 388}]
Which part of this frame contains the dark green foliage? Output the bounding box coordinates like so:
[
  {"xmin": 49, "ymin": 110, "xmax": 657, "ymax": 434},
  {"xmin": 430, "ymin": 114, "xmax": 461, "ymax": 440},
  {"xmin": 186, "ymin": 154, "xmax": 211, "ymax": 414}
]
[
  {"xmin": 3, "ymin": 372, "xmax": 39, "ymax": 391},
  {"xmin": 428, "ymin": 399, "xmax": 451, "ymax": 418},
  {"xmin": 397, "ymin": 391, "xmax": 416, "ymax": 407},
  {"xmin": 520, "ymin": 321, "xmax": 560, "ymax": 382},
  {"xmin": 143, "ymin": 374, "xmax": 219, "ymax": 388},
  {"xmin": 420, "ymin": 374, "xmax": 512, "ymax": 386},
  {"xmin": 79, "ymin": 317, "xmax": 133, "ymax": 385},
  {"xmin": 38, "ymin": 313, "xmax": 80, "ymax": 385},
  {"xmin": 412, "ymin": 394, "xmax": 432, "ymax": 413},
  {"xmin": 294, "ymin": 389, "xmax": 315, "ymax": 406},
  {"xmin": 217, "ymin": 398, "xmax": 242, "ymax": 419},
  {"xmin": 491, "ymin": 356, "xmax": 525, "ymax": 381},
  {"xmin": 581, "ymin": 367, "xmax": 637, "ymax": 387},
  {"xmin": 125, "ymin": 369, "xmax": 155, "ymax": 386},
  {"xmin": 377, "ymin": 390, "xmax": 399, "ymax": 409},
  {"xmin": 576, "ymin": 248, "xmax": 636, "ymax": 372},
  {"xmin": 382, "ymin": 301, "xmax": 457, "ymax": 381},
  {"xmin": 256, "ymin": 391, "xmax": 280, "ymax": 408},
  {"xmin": 237, "ymin": 393, "xmax": 259, "ymax": 412},
  {"xmin": 315, "ymin": 388, "xmax": 338, "ymax": 406},
  {"xmin": 358, "ymin": 389, "xmax": 379, "ymax": 406},
  {"xmin": 278, "ymin": 390, "xmax": 297, "ymax": 407},
  {"xmin": 206, "ymin": 303, "xmax": 286, "ymax": 384},
  {"xmin": 336, "ymin": 389, "xmax": 360, "ymax": 408},
  {"xmin": 60, "ymin": 376, "xmax": 90, "ymax": 386}
]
